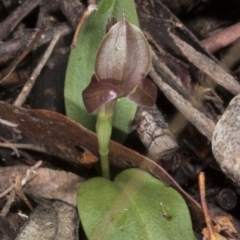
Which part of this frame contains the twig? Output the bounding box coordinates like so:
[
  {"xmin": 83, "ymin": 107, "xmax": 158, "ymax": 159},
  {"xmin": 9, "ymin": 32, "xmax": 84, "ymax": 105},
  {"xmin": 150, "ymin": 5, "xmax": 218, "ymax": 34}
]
[
  {"xmin": 151, "ymin": 47, "xmax": 190, "ymax": 100},
  {"xmin": 199, "ymin": 172, "xmax": 220, "ymax": 240},
  {"xmin": 0, "ymin": 136, "xmax": 36, "ymax": 165},
  {"xmin": 150, "ymin": 43, "xmax": 217, "ymax": 122},
  {"xmin": 70, "ymin": 4, "xmax": 98, "ymax": 48},
  {"xmin": 0, "ymin": 136, "xmax": 20, "ymax": 157},
  {"xmin": 58, "ymin": 0, "xmax": 85, "ymax": 27},
  {"xmin": 0, "ymin": 25, "xmax": 46, "ymax": 83},
  {"xmin": 0, "ymin": 23, "xmax": 72, "ymax": 64},
  {"xmin": 13, "ymin": 31, "xmax": 61, "ymax": 107},
  {"xmin": 15, "ymin": 175, "xmax": 33, "ymax": 210},
  {"xmin": 21, "ymin": 160, "xmax": 42, "ymax": 185},
  {"xmin": 18, "ymin": 212, "xmax": 28, "ymax": 219},
  {"xmin": 17, "ymin": 150, "xmax": 37, "ymax": 166},
  {"xmin": 201, "ymin": 21, "xmax": 240, "ymax": 53},
  {"xmin": 0, "ymin": 190, "xmax": 15, "ymax": 217},
  {"xmin": 0, "ymin": 142, "xmax": 48, "ymax": 154},
  {"xmin": 0, "ymin": 185, "xmax": 14, "ymax": 199},
  {"xmin": 0, "ymin": 0, "xmax": 42, "ymax": 40},
  {"xmin": 170, "ymin": 32, "xmax": 240, "ymax": 95},
  {"xmin": 149, "ymin": 67, "xmax": 215, "ymax": 141},
  {"xmin": 0, "ymin": 118, "xmax": 18, "ymax": 128},
  {"xmin": 0, "ymin": 161, "xmax": 42, "ymax": 199}
]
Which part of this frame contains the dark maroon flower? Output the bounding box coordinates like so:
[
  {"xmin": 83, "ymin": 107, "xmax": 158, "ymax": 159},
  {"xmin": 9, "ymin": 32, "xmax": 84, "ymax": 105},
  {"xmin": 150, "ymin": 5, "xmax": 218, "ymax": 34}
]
[{"xmin": 83, "ymin": 14, "xmax": 157, "ymax": 113}]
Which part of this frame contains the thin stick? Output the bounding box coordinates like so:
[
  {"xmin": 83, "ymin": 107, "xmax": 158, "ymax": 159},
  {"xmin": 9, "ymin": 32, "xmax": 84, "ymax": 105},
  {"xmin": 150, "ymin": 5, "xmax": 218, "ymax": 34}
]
[
  {"xmin": 201, "ymin": 21, "xmax": 240, "ymax": 53},
  {"xmin": 0, "ymin": 0, "xmax": 41, "ymax": 40},
  {"xmin": 0, "ymin": 24, "xmax": 46, "ymax": 83},
  {"xmin": 15, "ymin": 175, "xmax": 33, "ymax": 210},
  {"xmin": 170, "ymin": 32, "xmax": 240, "ymax": 95},
  {"xmin": 198, "ymin": 172, "xmax": 220, "ymax": 240},
  {"xmin": 0, "ymin": 118, "xmax": 18, "ymax": 128},
  {"xmin": 13, "ymin": 31, "xmax": 61, "ymax": 107},
  {"xmin": 0, "ymin": 136, "xmax": 20, "ymax": 157},
  {"xmin": 21, "ymin": 160, "xmax": 42, "ymax": 185},
  {"xmin": 58, "ymin": 0, "xmax": 85, "ymax": 27},
  {"xmin": 0, "ymin": 142, "xmax": 48, "ymax": 154},
  {"xmin": 151, "ymin": 48, "xmax": 190, "ymax": 100},
  {"xmin": 70, "ymin": 4, "xmax": 98, "ymax": 48},
  {"xmin": 0, "ymin": 137, "xmax": 38, "ymax": 165},
  {"xmin": 0, "ymin": 185, "xmax": 14, "ymax": 199},
  {"xmin": 149, "ymin": 67, "xmax": 215, "ymax": 141},
  {"xmin": 0, "ymin": 190, "xmax": 15, "ymax": 217},
  {"xmin": 0, "ymin": 161, "xmax": 42, "ymax": 199},
  {"xmin": 0, "ymin": 23, "xmax": 71, "ymax": 62}
]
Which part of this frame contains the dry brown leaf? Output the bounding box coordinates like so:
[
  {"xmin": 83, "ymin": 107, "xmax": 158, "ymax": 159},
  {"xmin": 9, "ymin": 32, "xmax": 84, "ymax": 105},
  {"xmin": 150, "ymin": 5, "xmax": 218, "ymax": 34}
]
[
  {"xmin": 0, "ymin": 101, "xmax": 205, "ymax": 230},
  {"xmin": 0, "ymin": 166, "xmax": 83, "ymax": 206}
]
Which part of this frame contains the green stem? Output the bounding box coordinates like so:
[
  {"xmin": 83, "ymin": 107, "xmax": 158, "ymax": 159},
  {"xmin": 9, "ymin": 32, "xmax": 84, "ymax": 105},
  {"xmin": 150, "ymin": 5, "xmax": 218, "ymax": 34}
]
[{"xmin": 96, "ymin": 100, "xmax": 116, "ymax": 179}]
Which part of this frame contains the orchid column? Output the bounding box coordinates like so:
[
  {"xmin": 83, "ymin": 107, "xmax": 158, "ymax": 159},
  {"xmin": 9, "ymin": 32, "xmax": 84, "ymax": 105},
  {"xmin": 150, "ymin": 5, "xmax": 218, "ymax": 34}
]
[{"xmin": 82, "ymin": 13, "xmax": 157, "ymax": 178}]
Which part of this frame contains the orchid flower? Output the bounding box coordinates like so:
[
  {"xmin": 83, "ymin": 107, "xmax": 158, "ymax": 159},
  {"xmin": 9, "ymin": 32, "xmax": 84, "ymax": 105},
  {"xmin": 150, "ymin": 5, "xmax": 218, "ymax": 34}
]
[
  {"xmin": 82, "ymin": 15, "xmax": 157, "ymax": 113},
  {"xmin": 82, "ymin": 13, "xmax": 157, "ymax": 178}
]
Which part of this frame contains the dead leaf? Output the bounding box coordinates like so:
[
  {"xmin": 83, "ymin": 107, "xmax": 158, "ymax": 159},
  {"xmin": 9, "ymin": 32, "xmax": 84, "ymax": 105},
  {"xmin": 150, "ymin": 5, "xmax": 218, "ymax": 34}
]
[
  {"xmin": 0, "ymin": 166, "xmax": 83, "ymax": 206},
  {"xmin": 0, "ymin": 102, "xmax": 98, "ymax": 167},
  {"xmin": 0, "ymin": 101, "xmax": 205, "ymax": 230}
]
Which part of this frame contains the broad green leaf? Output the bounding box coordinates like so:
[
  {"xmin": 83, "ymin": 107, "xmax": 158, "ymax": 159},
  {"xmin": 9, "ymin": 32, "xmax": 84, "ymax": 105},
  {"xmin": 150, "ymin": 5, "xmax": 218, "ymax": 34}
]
[
  {"xmin": 64, "ymin": 0, "xmax": 139, "ymax": 142},
  {"xmin": 78, "ymin": 168, "xmax": 196, "ymax": 240}
]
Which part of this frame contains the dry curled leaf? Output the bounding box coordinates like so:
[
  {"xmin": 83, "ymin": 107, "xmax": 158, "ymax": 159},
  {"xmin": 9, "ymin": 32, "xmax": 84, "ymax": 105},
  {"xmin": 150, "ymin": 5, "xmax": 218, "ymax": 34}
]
[{"xmin": 0, "ymin": 166, "xmax": 84, "ymax": 206}]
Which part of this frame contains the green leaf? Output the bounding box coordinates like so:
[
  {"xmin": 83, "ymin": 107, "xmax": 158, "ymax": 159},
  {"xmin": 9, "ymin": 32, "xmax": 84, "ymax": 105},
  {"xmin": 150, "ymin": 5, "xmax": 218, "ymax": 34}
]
[
  {"xmin": 78, "ymin": 168, "xmax": 196, "ymax": 240},
  {"xmin": 64, "ymin": 0, "xmax": 139, "ymax": 142}
]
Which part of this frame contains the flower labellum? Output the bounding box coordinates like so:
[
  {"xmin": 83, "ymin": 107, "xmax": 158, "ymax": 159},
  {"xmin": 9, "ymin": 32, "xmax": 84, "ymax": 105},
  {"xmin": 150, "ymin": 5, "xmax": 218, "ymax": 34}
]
[{"xmin": 82, "ymin": 13, "xmax": 157, "ymax": 113}]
